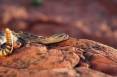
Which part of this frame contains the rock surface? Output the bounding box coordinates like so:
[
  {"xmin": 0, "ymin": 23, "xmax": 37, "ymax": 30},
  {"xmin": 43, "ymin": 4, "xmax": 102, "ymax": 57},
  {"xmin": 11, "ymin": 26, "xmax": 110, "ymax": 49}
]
[
  {"xmin": 0, "ymin": 38, "xmax": 117, "ymax": 77},
  {"xmin": 0, "ymin": 0, "xmax": 117, "ymax": 77}
]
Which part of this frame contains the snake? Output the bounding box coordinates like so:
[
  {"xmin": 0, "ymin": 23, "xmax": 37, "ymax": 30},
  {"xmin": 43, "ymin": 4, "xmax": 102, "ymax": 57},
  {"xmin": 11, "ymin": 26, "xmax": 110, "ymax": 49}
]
[{"xmin": 0, "ymin": 28, "xmax": 69, "ymax": 57}]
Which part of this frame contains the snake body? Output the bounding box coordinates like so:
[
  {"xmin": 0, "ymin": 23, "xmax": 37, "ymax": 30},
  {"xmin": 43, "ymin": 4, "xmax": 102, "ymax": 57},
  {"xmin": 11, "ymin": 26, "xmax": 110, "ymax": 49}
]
[{"xmin": 0, "ymin": 28, "xmax": 69, "ymax": 57}]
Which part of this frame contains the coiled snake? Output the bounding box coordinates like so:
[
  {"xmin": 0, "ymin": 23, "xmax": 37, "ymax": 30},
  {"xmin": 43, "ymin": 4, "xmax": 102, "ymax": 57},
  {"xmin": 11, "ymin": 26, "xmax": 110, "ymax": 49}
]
[{"xmin": 0, "ymin": 28, "xmax": 69, "ymax": 57}]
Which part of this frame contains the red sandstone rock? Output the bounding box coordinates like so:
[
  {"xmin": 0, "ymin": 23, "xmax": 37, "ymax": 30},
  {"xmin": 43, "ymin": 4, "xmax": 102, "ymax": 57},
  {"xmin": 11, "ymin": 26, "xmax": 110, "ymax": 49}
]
[
  {"xmin": 56, "ymin": 38, "xmax": 117, "ymax": 76},
  {"xmin": 76, "ymin": 67, "xmax": 113, "ymax": 77},
  {"xmin": 0, "ymin": 0, "xmax": 117, "ymax": 77},
  {"xmin": 0, "ymin": 38, "xmax": 116, "ymax": 76}
]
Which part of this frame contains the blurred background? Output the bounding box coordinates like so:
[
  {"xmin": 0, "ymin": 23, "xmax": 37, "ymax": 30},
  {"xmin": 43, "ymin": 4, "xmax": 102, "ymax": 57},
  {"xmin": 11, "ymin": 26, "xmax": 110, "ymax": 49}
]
[{"xmin": 0, "ymin": 0, "xmax": 117, "ymax": 48}]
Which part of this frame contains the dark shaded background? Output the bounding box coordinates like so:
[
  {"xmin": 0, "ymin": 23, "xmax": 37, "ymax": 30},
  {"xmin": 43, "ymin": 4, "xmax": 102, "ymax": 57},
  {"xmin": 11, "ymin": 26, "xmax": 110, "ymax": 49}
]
[{"xmin": 0, "ymin": 0, "xmax": 117, "ymax": 48}]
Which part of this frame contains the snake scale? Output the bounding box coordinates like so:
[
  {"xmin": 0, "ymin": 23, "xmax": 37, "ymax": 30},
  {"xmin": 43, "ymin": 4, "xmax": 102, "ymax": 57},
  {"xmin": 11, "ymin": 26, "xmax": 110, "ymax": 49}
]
[{"xmin": 0, "ymin": 28, "xmax": 69, "ymax": 57}]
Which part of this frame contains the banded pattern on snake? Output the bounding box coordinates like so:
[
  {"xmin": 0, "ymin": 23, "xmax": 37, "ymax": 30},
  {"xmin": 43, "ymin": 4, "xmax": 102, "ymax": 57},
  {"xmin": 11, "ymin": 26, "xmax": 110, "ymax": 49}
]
[{"xmin": 0, "ymin": 28, "xmax": 69, "ymax": 57}]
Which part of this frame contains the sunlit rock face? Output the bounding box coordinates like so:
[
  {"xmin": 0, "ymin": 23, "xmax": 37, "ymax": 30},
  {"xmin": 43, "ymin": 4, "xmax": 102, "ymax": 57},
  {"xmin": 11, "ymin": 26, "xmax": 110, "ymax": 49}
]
[
  {"xmin": 0, "ymin": 38, "xmax": 116, "ymax": 76},
  {"xmin": 0, "ymin": 0, "xmax": 116, "ymax": 76}
]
